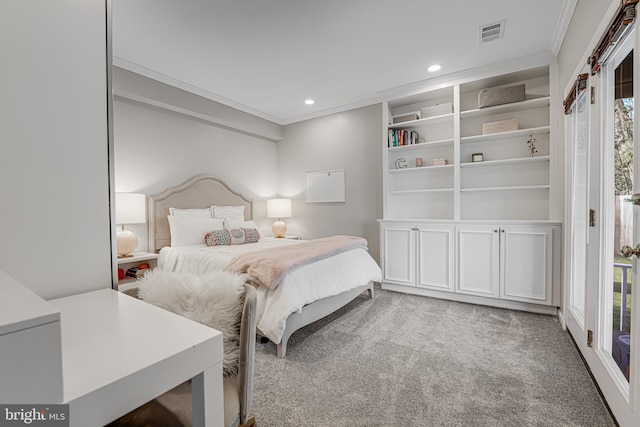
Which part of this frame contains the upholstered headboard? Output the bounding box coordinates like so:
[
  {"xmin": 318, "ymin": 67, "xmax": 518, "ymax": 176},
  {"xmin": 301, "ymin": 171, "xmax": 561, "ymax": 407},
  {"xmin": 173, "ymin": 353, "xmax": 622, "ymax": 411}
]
[{"xmin": 148, "ymin": 175, "xmax": 253, "ymax": 252}]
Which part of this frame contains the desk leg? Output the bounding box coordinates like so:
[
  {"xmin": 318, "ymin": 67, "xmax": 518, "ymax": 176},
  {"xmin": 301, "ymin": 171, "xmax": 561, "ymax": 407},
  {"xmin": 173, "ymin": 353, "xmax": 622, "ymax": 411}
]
[{"xmin": 192, "ymin": 361, "xmax": 224, "ymax": 427}]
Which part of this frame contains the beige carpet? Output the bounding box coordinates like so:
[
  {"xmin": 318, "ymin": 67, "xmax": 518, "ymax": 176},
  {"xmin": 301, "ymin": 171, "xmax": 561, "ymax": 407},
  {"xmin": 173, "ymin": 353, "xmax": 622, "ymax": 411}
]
[
  {"xmin": 111, "ymin": 284, "xmax": 616, "ymax": 426},
  {"xmin": 251, "ymin": 286, "xmax": 616, "ymax": 426}
]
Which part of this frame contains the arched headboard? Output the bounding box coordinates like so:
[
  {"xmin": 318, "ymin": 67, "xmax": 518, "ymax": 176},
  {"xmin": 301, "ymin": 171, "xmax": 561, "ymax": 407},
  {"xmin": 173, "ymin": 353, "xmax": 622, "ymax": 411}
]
[{"xmin": 148, "ymin": 175, "xmax": 253, "ymax": 252}]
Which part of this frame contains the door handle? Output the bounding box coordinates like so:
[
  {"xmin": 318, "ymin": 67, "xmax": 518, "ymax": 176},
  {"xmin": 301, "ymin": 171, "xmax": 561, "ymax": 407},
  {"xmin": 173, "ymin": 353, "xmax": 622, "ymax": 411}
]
[{"xmin": 620, "ymin": 244, "xmax": 640, "ymax": 258}]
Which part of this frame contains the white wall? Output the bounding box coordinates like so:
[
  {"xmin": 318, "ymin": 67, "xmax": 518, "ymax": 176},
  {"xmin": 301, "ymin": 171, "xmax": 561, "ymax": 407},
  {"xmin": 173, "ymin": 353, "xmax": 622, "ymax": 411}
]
[
  {"xmin": 113, "ymin": 70, "xmax": 383, "ymax": 261},
  {"xmin": 0, "ymin": 0, "xmax": 112, "ymax": 299},
  {"xmin": 558, "ymin": 0, "xmax": 616, "ymax": 88},
  {"xmin": 114, "ymin": 100, "xmax": 279, "ymax": 247},
  {"xmin": 114, "ymin": 68, "xmax": 283, "ymax": 143},
  {"xmin": 114, "ymin": 101, "xmax": 278, "ymax": 199},
  {"xmin": 113, "ymin": 71, "xmax": 281, "ymax": 250},
  {"xmin": 278, "ymin": 104, "xmax": 384, "ymax": 262}
]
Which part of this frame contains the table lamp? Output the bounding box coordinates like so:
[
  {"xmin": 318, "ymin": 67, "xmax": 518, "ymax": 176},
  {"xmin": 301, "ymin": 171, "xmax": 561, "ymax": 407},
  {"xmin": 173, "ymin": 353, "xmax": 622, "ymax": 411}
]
[
  {"xmin": 267, "ymin": 198, "xmax": 292, "ymax": 238},
  {"xmin": 115, "ymin": 192, "xmax": 146, "ymax": 257}
]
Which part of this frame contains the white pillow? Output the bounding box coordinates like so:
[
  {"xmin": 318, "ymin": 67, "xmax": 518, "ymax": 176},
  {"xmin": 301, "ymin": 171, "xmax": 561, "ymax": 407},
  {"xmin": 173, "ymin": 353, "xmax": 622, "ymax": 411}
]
[
  {"xmin": 224, "ymin": 218, "xmax": 263, "ymax": 239},
  {"xmin": 212, "ymin": 205, "xmax": 245, "ymax": 220},
  {"xmin": 169, "ymin": 207, "xmax": 213, "ymax": 218},
  {"xmin": 167, "ymin": 215, "xmax": 224, "ymax": 247}
]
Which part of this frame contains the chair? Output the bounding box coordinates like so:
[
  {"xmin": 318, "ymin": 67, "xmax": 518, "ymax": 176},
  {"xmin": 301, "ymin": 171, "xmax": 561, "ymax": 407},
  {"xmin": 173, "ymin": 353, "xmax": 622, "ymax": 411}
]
[
  {"xmin": 230, "ymin": 283, "xmax": 257, "ymax": 427},
  {"xmin": 111, "ymin": 281, "xmax": 257, "ymax": 427},
  {"xmin": 153, "ymin": 282, "xmax": 258, "ymax": 427},
  {"xmin": 207, "ymin": 283, "xmax": 258, "ymax": 427}
]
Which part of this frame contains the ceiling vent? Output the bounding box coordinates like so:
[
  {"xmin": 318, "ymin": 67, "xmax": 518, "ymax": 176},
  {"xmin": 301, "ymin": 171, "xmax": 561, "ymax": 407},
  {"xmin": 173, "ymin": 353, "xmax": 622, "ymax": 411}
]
[{"xmin": 479, "ymin": 20, "xmax": 505, "ymax": 43}]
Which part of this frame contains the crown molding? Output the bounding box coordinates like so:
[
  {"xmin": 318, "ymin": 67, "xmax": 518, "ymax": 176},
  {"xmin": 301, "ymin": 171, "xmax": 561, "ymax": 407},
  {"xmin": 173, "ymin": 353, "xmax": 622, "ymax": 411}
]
[
  {"xmin": 113, "ymin": 56, "xmax": 383, "ymax": 126},
  {"xmin": 114, "ymin": 89, "xmax": 283, "ymax": 142},
  {"xmin": 552, "ymin": 0, "xmax": 578, "ymax": 55},
  {"xmin": 113, "ymin": 56, "xmax": 284, "ymax": 125},
  {"xmin": 378, "ymin": 51, "xmax": 556, "ymax": 101},
  {"xmin": 115, "ymin": 50, "xmax": 558, "ymax": 126},
  {"xmin": 280, "ymin": 97, "xmax": 382, "ymax": 125}
]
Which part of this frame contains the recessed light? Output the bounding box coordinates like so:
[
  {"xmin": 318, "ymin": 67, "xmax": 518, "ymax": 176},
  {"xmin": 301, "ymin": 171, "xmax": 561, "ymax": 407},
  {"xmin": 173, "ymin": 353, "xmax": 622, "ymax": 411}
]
[
  {"xmin": 427, "ymin": 64, "xmax": 441, "ymax": 72},
  {"xmin": 305, "ymin": 99, "xmax": 315, "ymax": 105}
]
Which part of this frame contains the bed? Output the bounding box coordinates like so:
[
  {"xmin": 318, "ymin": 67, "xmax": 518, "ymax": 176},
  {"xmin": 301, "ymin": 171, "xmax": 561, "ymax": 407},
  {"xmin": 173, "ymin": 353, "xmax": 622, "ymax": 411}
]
[{"xmin": 148, "ymin": 175, "xmax": 381, "ymax": 358}]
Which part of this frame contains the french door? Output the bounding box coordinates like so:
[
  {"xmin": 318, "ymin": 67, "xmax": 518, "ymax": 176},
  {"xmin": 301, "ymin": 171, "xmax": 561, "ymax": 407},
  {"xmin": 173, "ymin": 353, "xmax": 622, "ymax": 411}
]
[
  {"xmin": 565, "ymin": 70, "xmax": 590, "ymax": 355},
  {"xmin": 567, "ymin": 26, "xmax": 639, "ymax": 425}
]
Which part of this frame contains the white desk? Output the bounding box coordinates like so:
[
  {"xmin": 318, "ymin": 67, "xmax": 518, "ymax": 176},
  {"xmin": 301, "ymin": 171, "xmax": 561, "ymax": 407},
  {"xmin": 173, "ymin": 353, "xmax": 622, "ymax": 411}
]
[
  {"xmin": 0, "ymin": 270, "xmax": 63, "ymax": 403},
  {"xmin": 50, "ymin": 289, "xmax": 223, "ymax": 427}
]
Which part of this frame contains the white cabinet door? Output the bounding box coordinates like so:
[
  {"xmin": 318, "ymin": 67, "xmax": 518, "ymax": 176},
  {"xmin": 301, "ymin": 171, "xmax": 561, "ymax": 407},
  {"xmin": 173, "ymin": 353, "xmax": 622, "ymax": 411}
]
[
  {"xmin": 381, "ymin": 224, "xmax": 415, "ymax": 286},
  {"xmin": 500, "ymin": 226, "xmax": 553, "ymax": 304},
  {"xmin": 456, "ymin": 226, "xmax": 500, "ymax": 298},
  {"xmin": 417, "ymin": 224, "xmax": 454, "ymax": 292}
]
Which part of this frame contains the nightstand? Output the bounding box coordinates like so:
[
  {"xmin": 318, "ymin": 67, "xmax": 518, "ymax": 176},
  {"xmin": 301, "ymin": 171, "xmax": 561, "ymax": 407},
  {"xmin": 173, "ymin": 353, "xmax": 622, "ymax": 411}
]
[
  {"xmin": 283, "ymin": 235, "xmax": 300, "ymax": 240},
  {"xmin": 117, "ymin": 252, "xmax": 159, "ymax": 292}
]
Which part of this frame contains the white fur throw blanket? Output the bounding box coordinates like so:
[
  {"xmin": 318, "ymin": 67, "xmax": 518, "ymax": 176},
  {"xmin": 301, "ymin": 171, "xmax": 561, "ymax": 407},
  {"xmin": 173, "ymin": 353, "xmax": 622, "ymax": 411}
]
[
  {"xmin": 137, "ymin": 269, "xmax": 245, "ymax": 376},
  {"xmin": 225, "ymin": 235, "xmax": 368, "ymax": 290}
]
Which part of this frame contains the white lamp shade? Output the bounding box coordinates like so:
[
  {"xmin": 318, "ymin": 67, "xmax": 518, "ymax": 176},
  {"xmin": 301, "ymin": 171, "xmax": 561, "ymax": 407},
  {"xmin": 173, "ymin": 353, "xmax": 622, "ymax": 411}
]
[
  {"xmin": 115, "ymin": 193, "xmax": 146, "ymax": 224},
  {"xmin": 267, "ymin": 198, "xmax": 292, "ymax": 219}
]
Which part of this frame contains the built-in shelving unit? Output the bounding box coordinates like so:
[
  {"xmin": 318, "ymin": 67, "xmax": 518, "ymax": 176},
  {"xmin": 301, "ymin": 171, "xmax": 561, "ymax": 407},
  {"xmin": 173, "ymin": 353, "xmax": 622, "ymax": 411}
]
[
  {"xmin": 379, "ymin": 64, "xmax": 561, "ymax": 314},
  {"xmin": 460, "ymin": 96, "xmax": 550, "ymax": 118},
  {"xmin": 460, "ymin": 126, "xmax": 550, "ymax": 143},
  {"xmin": 384, "ymin": 85, "xmax": 455, "ymax": 220},
  {"xmin": 388, "ymin": 112, "xmax": 454, "ymax": 129},
  {"xmin": 383, "ymin": 65, "xmax": 554, "ymax": 221},
  {"xmin": 459, "ymin": 185, "xmax": 550, "ymax": 192},
  {"xmin": 460, "ymin": 155, "xmax": 550, "ymax": 168},
  {"xmin": 389, "ymin": 188, "xmax": 455, "ymax": 195}
]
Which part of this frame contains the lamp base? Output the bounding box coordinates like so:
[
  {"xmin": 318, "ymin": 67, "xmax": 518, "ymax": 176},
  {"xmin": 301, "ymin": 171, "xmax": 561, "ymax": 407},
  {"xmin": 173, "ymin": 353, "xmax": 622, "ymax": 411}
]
[
  {"xmin": 117, "ymin": 230, "xmax": 138, "ymax": 257},
  {"xmin": 272, "ymin": 220, "xmax": 287, "ymax": 238}
]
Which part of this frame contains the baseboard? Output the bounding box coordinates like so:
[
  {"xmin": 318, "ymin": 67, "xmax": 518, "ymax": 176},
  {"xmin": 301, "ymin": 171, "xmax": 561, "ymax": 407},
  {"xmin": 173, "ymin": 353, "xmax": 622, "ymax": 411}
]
[
  {"xmin": 557, "ymin": 309, "xmax": 567, "ymax": 330},
  {"xmin": 381, "ymin": 282, "xmax": 559, "ymax": 316}
]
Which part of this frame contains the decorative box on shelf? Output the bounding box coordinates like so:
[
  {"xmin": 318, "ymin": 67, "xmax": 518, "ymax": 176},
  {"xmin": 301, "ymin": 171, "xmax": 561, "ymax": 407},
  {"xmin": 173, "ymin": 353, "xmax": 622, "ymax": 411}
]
[
  {"xmin": 392, "ymin": 112, "xmax": 420, "ymax": 124},
  {"xmin": 421, "ymin": 102, "xmax": 453, "ymax": 118},
  {"xmin": 478, "ymin": 84, "xmax": 525, "ymax": 108},
  {"xmin": 433, "ymin": 158, "xmax": 448, "ymax": 166},
  {"xmin": 482, "ymin": 118, "xmax": 519, "ymax": 135}
]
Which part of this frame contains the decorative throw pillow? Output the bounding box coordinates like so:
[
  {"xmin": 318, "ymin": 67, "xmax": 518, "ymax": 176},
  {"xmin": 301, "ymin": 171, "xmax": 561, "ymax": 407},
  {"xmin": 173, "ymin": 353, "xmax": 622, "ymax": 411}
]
[
  {"xmin": 223, "ymin": 218, "xmax": 264, "ymax": 240},
  {"xmin": 205, "ymin": 228, "xmax": 260, "ymax": 246},
  {"xmin": 167, "ymin": 215, "xmax": 224, "ymax": 246},
  {"xmin": 137, "ymin": 269, "xmax": 245, "ymax": 376}
]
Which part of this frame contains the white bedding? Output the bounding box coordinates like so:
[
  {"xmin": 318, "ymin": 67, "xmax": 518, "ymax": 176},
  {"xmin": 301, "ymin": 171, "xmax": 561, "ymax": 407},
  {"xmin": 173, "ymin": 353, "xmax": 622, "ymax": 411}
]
[{"xmin": 158, "ymin": 238, "xmax": 382, "ymax": 344}]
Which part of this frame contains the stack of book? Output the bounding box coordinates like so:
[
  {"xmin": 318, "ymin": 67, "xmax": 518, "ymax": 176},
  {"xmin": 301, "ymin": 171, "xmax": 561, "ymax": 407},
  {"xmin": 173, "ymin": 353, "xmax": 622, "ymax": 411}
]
[
  {"xmin": 125, "ymin": 267, "xmax": 148, "ymax": 279},
  {"xmin": 388, "ymin": 129, "xmax": 419, "ymax": 147}
]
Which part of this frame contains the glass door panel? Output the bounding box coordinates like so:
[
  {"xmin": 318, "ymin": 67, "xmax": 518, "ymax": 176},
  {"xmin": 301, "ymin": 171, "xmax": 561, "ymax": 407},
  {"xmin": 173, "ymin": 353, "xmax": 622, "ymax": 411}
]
[
  {"xmin": 612, "ymin": 50, "xmax": 633, "ymax": 382},
  {"xmin": 570, "ymin": 90, "xmax": 589, "ymax": 325}
]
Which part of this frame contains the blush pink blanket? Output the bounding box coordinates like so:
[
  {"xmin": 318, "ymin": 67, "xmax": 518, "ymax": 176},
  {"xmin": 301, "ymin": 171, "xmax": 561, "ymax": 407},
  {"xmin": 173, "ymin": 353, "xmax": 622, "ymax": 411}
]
[{"xmin": 224, "ymin": 235, "xmax": 368, "ymax": 290}]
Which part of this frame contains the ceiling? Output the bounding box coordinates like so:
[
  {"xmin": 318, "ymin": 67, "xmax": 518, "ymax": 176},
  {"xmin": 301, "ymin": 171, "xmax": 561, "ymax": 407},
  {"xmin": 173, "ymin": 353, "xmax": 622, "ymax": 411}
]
[{"xmin": 112, "ymin": 0, "xmax": 574, "ymax": 125}]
